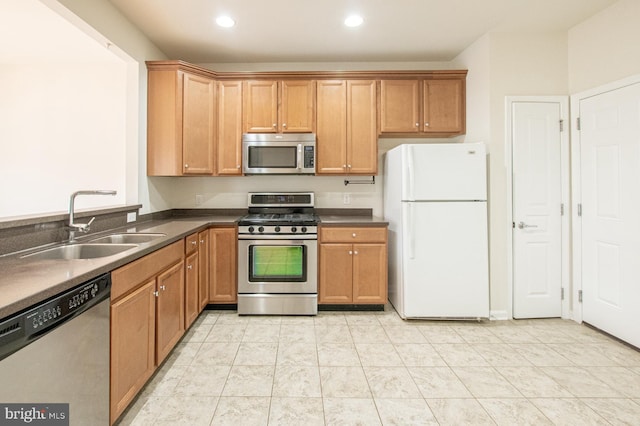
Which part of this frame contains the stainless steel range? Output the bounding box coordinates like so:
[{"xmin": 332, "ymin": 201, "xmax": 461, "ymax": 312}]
[{"xmin": 237, "ymin": 192, "xmax": 319, "ymax": 315}]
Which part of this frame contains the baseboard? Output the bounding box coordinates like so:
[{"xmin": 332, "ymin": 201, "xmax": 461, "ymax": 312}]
[{"xmin": 490, "ymin": 310, "xmax": 510, "ymax": 321}]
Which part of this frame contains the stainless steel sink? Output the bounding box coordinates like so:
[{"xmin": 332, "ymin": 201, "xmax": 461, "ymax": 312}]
[
  {"xmin": 22, "ymin": 243, "xmax": 138, "ymax": 260},
  {"xmin": 88, "ymin": 233, "xmax": 166, "ymax": 244}
]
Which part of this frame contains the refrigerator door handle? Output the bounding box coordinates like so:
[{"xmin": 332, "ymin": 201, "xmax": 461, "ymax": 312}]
[
  {"xmin": 408, "ymin": 202, "xmax": 415, "ymax": 259},
  {"xmin": 407, "ymin": 146, "xmax": 415, "ymax": 201}
]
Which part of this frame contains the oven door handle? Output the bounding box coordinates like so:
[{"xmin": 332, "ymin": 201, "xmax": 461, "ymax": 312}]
[{"xmin": 238, "ymin": 234, "xmax": 317, "ymax": 240}]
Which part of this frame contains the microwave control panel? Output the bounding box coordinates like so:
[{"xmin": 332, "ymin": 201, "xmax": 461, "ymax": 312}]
[{"xmin": 304, "ymin": 146, "xmax": 315, "ymax": 168}]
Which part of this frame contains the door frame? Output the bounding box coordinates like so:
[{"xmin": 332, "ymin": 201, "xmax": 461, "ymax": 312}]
[
  {"xmin": 505, "ymin": 96, "xmax": 571, "ymax": 320},
  {"xmin": 569, "ymin": 73, "xmax": 640, "ymax": 324}
]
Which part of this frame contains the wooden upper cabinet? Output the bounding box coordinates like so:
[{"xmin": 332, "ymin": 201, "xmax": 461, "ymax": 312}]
[
  {"xmin": 243, "ymin": 80, "xmax": 315, "ymax": 133},
  {"xmin": 316, "ymin": 80, "xmax": 376, "ymax": 175},
  {"xmin": 379, "ymin": 78, "xmax": 465, "ymax": 136},
  {"xmin": 217, "ymin": 81, "xmax": 243, "ymax": 175},
  {"xmin": 147, "ymin": 66, "xmax": 215, "ymax": 176},
  {"xmin": 423, "ymin": 79, "xmax": 465, "ymax": 134},
  {"xmin": 379, "ymin": 80, "xmax": 420, "ymax": 133}
]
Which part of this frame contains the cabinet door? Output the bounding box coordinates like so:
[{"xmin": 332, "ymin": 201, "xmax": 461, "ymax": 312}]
[
  {"xmin": 379, "ymin": 80, "xmax": 420, "ymax": 133},
  {"xmin": 217, "ymin": 81, "xmax": 243, "ymax": 175},
  {"xmin": 316, "ymin": 80, "xmax": 347, "ymax": 174},
  {"xmin": 156, "ymin": 261, "xmax": 185, "ymax": 365},
  {"xmin": 347, "ymin": 80, "xmax": 377, "ymax": 175},
  {"xmin": 198, "ymin": 230, "xmax": 210, "ymax": 310},
  {"xmin": 243, "ymin": 80, "xmax": 278, "ymax": 133},
  {"xmin": 280, "ymin": 80, "xmax": 315, "ymax": 132},
  {"xmin": 423, "ymin": 79, "xmax": 465, "ymax": 134},
  {"xmin": 184, "ymin": 251, "xmax": 199, "ymax": 328},
  {"xmin": 209, "ymin": 227, "xmax": 237, "ymax": 303},
  {"xmin": 110, "ymin": 280, "xmax": 156, "ymax": 424},
  {"xmin": 319, "ymin": 243, "xmax": 353, "ymax": 303},
  {"xmin": 182, "ymin": 73, "xmax": 215, "ymax": 174},
  {"xmin": 352, "ymin": 243, "xmax": 388, "ymax": 304}
]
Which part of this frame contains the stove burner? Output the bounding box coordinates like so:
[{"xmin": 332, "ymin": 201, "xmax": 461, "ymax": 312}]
[{"xmin": 239, "ymin": 213, "xmax": 319, "ymax": 225}]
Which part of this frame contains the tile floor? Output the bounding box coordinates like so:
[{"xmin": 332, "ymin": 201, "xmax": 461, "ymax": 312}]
[{"xmin": 116, "ymin": 307, "xmax": 640, "ymax": 425}]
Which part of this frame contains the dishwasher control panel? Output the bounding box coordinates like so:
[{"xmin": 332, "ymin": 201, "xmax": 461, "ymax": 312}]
[{"xmin": 0, "ymin": 273, "xmax": 111, "ymax": 361}]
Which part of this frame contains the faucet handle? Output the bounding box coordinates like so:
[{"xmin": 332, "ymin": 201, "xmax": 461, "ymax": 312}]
[{"xmin": 83, "ymin": 217, "xmax": 96, "ymax": 232}]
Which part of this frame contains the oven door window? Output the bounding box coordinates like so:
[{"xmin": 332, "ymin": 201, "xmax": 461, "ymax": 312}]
[
  {"xmin": 248, "ymin": 146, "xmax": 297, "ymax": 168},
  {"xmin": 249, "ymin": 245, "xmax": 307, "ymax": 282}
]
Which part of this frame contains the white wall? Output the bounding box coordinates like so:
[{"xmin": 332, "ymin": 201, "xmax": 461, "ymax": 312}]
[
  {"xmin": 568, "ymin": 0, "xmax": 640, "ymax": 93},
  {"xmin": 0, "ymin": 61, "xmax": 127, "ymax": 218}
]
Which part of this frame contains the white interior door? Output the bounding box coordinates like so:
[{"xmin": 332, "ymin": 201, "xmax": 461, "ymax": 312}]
[
  {"xmin": 512, "ymin": 101, "xmax": 562, "ymax": 318},
  {"xmin": 579, "ymin": 82, "xmax": 640, "ymax": 348}
]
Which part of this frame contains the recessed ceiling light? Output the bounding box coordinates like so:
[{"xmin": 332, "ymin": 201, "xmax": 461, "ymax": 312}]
[
  {"xmin": 344, "ymin": 14, "xmax": 363, "ymax": 27},
  {"xmin": 216, "ymin": 16, "xmax": 235, "ymax": 28}
]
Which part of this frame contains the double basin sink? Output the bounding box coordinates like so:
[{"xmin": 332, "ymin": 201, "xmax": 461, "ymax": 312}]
[{"xmin": 21, "ymin": 233, "xmax": 166, "ymax": 260}]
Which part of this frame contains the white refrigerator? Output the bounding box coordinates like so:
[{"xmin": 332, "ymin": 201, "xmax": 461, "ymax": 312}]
[{"xmin": 384, "ymin": 143, "xmax": 489, "ymax": 319}]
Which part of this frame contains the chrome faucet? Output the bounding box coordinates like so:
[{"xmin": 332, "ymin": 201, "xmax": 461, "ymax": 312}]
[{"xmin": 68, "ymin": 190, "xmax": 117, "ymax": 241}]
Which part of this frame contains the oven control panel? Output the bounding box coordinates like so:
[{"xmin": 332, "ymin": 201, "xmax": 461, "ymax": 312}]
[{"xmin": 239, "ymin": 225, "xmax": 317, "ymax": 235}]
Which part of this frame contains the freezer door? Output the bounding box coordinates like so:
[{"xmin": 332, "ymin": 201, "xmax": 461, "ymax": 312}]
[
  {"xmin": 401, "ymin": 143, "xmax": 487, "ymax": 201},
  {"xmin": 402, "ymin": 201, "xmax": 489, "ymax": 318}
]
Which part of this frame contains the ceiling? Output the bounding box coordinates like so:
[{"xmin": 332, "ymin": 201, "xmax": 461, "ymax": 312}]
[{"xmin": 108, "ymin": 0, "xmax": 617, "ymax": 63}]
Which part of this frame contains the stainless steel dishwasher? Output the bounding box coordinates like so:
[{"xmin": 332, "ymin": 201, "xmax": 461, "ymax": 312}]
[{"xmin": 0, "ymin": 273, "xmax": 110, "ymax": 425}]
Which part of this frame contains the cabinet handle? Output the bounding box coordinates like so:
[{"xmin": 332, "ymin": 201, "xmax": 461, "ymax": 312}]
[
  {"xmin": 187, "ymin": 264, "xmax": 193, "ymax": 270},
  {"xmin": 425, "ymin": 122, "xmax": 429, "ymax": 127},
  {"xmin": 348, "ymin": 250, "xmax": 353, "ymax": 255},
  {"xmin": 354, "ymin": 251, "xmax": 358, "ymax": 255},
  {"xmin": 185, "ymin": 164, "xmax": 189, "ymax": 168},
  {"xmin": 415, "ymin": 123, "xmax": 419, "ymax": 127},
  {"xmin": 237, "ymin": 165, "xmax": 240, "ymax": 169},
  {"xmin": 283, "ymin": 123, "xmax": 287, "ymax": 127},
  {"xmin": 352, "ymin": 233, "xmax": 356, "ymax": 238},
  {"xmin": 154, "ymin": 291, "xmax": 159, "ymax": 297},
  {"xmin": 348, "ymin": 164, "xmax": 352, "ymax": 169},
  {"xmin": 200, "ymin": 239, "xmax": 205, "ymax": 244},
  {"xmin": 273, "ymin": 123, "xmax": 277, "ymax": 128},
  {"xmin": 160, "ymin": 285, "xmax": 166, "ymax": 291},
  {"xmin": 191, "ymin": 241, "xmax": 197, "ymax": 246}
]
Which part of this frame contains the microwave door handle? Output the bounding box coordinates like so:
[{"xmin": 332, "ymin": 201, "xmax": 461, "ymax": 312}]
[{"xmin": 297, "ymin": 144, "xmax": 302, "ymax": 171}]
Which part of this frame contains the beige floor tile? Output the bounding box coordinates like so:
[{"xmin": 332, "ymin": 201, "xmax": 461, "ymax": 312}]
[
  {"xmin": 478, "ymin": 398, "xmax": 551, "ymax": 425},
  {"xmin": 313, "ymin": 312, "xmax": 347, "ymax": 325},
  {"xmin": 280, "ymin": 324, "xmax": 316, "ymax": 343},
  {"xmin": 530, "ymin": 398, "xmax": 609, "ymax": 425},
  {"xmin": 234, "ymin": 342, "xmax": 278, "ymax": 366},
  {"xmin": 222, "ymin": 365, "xmax": 275, "ymax": 397},
  {"xmin": 276, "ymin": 342, "xmax": 318, "ymax": 366},
  {"xmin": 211, "ymin": 396, "xmax": 270, "ymax": 426},
  {"xmin": 394, "ymin": 343, "xmax": 447, "ymax": 367},
  {"xmin": 323, "ymin": 398, "xmax": 381, "ymax": 426},
  {"xmin": 453, "ymin": 326, "xmax": 503, "ymax": 344},
  {"xmin": 317, "ymin": 342, "xmax": 361, "ymax": 366},
  {"xmin": 164, "ymin": 342, "xmax": 202, "ymax": 366},
  {"xmin": 280, "ymin": 315, "xmax": 315, "ymax": 325},
  {"xmin": 375, "ymin": 398, "xmax": 438, "ymax": 425},
  {"xmin": 432, "ymin": 343, "xmax": 490, "ymax": 366},
  {"xmin": 588, "ymin": 366, "xmax": 640, "ymax": 398},
  {"xmin": 215, "ymin": 313, "xmax": 251, "ymax": 325},
  {"xmin": 242, "ymin": 324, "xmax": 281, "ymax": 342},
  {"xmin": 194, "ymin": 311, "xmax": 219, "ymax": 325},
  {"xmin": 558, "ymin": 325, "xmax": 613, "ymax": 344},
  {"xmin": 173, "ymin": 365, "xmax": 230, "ymax": 397},
  {"xmin": 314, "ymin": 325, "xmax": 353, "ymax": 344},
  {"xmin": 344, "ymin": 313, "xmax": 382, "ymax": 326},
  {"xmin": 521, "ymin": 325, "xmax": 577, "ymax": 344},
  {"xmin": 141, "ymin": 364, "xmax": 187, "ymax": 397},
  {"xmin": 272, "ymin": 365, "xmax": 321, "ymax": 397},
  {"xmin": 496, "ymin": 366, "xmax": 572, "ymax": 398},
  {"xmin": 349, "ymin": 325, "xmax": 390, "ymax": 343},
  {"xmin": 319, "ymin": 366, "xmax": 371, "ymax": 398},
  {"xmin": 152, "ymin": 396, "xmax": 217, "ymax": 425},
  {"xmin": 418, "ymin": 325, "xmax": 465, "ymax": 343},
  {"xmin": 376, "ymin": 311, "xmax": 406, "ymax": 326},
  {"xmin": 472, "ymin": 343, "xmax": 533, "ymax": 366},
  {"xmin": 205, "ymin": 324, "xmax": 246, "ymax": 342},
  {"xmin": 487, "ymin": 326, "xmax": 541, "ymax": 344},
  {"xmin": 268, "ymin": 397, "xmax": 324, "ymax": 426},
  {"xmin": 248, "ymin": 315, "xmax": 283, "ymax": 324},
  {"xmin": 383, "ymin": 325, "xmax": 428, "ymax": 344},
  {"xmin": 582, "ymin": 398, "xmax": 640, "ymax": 425},
  {"xmin": 547, "ymin": 343, "xmax": 622, "ymax": 366},
  {"xmin": 117, "ymin": 395, "xmax": 165, "ymax": 425},
  {"xmin": 182, "ymin": 323, "xmax": 214, "ymax": 342},
  {"xmin": 408, "ymin": 367, "xmax": 473, "ymax": 398},
  {"xmin": 426, "ymin": 398, "xmax": 495, "ymax": 425},
  {"xmin": 192, "ymin": 342, "xmax": 239, "ymax": 366},
  {"xmin": 541, "ymin": 366, "xmax": 621, "ymax": 397},
  {"xmin": 452, "ymin": 367, "xmax": 522, "ymax": 398},
  {"xmin": 597, "ymin": 341, "xmax": 640, "ymax": 367},
  {"xmin": 510, "ymin": 343, "xmax": 574, "ymax": 366},
  {"xmin": 355, "ymin": 343, "xmax": 403, "ymax": 366},
  {"xmin": 363, "ymin": 366, "xmax": 422, "ymax": 398}
]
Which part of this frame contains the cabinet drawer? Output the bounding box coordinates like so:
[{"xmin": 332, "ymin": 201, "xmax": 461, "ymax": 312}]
[
  {"xmin": 112, "ymin": 240, "xmax": 185, "ymax": 301},
  {"xmin": 185, "ymin": 233, "xmax": 198, "ymax": 255},
  {"xmin": 319, "ymin": 227, "xmax": 387, "ymax": 243}
]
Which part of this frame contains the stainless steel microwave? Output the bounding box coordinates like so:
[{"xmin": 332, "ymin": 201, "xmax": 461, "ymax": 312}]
[{"xmin": 242, "ymin": 133, "xmax": 316, "ymax": 175}]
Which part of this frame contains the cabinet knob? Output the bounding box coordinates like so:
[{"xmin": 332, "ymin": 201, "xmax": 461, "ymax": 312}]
[
  {"xmin": 160, "ymin": 285, "xmax": 166, "ymax": 291},
  {"xmin": 185, "ymin": 164, "xmax": 189, "ymax": 168},
  {"xmin": 154, "ymin": 291, "xmax": 159, "ymax": 297},
  {"xmin": 415, "ymin": 123, "xmax": 419, "ymax": 127},
  {"xmin": 343, "ymin": 164, "xmax": 347, "ymax": 169},
  {"xmin": 354, "ymin": 251, "xmax": 358, "ymax": 255},
  {"xmin": 348, "ymin": 164, "xmax": 352, "ymax": 169},
  {"xmin": 425, "ymin": 122, "xmax": 429, "ymax": 127},
  {"xmin": 188, "ymin": 265, "xmax": 193, "ymax": 270},
  {"xmin": 273, "ymin": 123, "xmax": 277, "ymax": 128},
  {"xmin": 352, "ymin": 233, "xmax": 356, "ymax": 238},
  {"xmin": 349, "ymin": 250, "xmax": 353, "ymax": 255},
  {"xmin": 283, "ymin": 123, "xmax": 287, "ymax": 127},
  {"xmin": 191, "ymin": 241, "xmax": 197, "ymax": 246},
  {"xmin": 200, "ymin": 239, "xmax": 205, "ymax": 243},
  {"xmin": 237, "ymin": 165, "xmax": 240, "ymax": 169}
]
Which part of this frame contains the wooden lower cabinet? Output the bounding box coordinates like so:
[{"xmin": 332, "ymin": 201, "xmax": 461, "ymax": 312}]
[
  {"xmin": 319, "ymin": 226, "xmax": 388, "ymax": 304},
  {"xmin": 198, "ymin": 230, "xmax": 210, "ymax": 309},
  {"xmin": 156, "ymin": 261, "xmax": 185, "ymax": 364},
  {"xmin": 110, "ymin": 280, "xmax": 156, "ymax": 425},
  {"xmin": 184, "ymin": 233, "xmax": 199, "ymax": 329},
  {"xmin": 209, "ymin": 227, "xmax": 237, "ymax": 303}
]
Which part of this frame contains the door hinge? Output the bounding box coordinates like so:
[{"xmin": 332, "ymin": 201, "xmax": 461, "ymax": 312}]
[
  {"xmin": 561, "ymin": 287, "xmax": 565, "ymax": 300},
  {"xmin": 559, "ymin": 119, "xmax": 564, "ymax": 132},
  {"xmin": 578, "ymin": 290, "xmax": 583, "ymax": 303},
  {"xmin": 512, "ymin": 221, "xmax": 515, "ymax": 229},
  {"xmin": 561, "ymin": 203, "xmax": 565, "ymax": 216},
  {"xmin": 577, "ymin": 203, "xmax": 582, "ymax": 217},
  {"xmin": 576, "ymin": 117, "xmax": 581, "ymax": 130}
]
